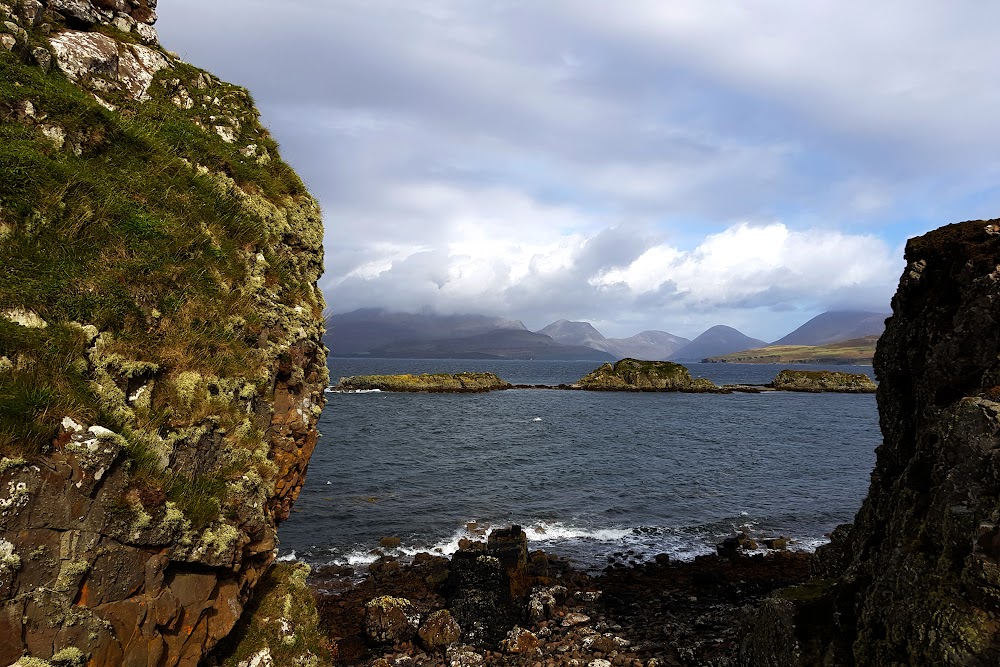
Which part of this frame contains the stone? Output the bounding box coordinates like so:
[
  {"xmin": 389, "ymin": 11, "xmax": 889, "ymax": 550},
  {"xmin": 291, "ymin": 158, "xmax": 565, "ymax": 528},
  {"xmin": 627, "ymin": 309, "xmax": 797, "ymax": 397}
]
[
  {"xmin": 561, "ymin": 612, "xmax": 590, "ymax": 627},
  {"xmin": 379, "ymin": 536, "xmax": 402, "ymax": 549},
  {"xmin": 500, "ymin": 626, "xmax": 540, "ymax": 655},
  {"xmin": 364, "ymin": 596, "xmax": 419, "ymax": 645},
  {"xmin": 49, "ymin": 0, "xmax": 101, "ymax": 25},
  {"xmin": 18, "ymin": 0, "xmax": 44, "ymax": 26},
  {"xmin": 418, "ymin": 609, "xmax": 462, "ymax": 651},
  {"xmin": 49, "ymin": 31, "xmax": 169, "ymax": 101},
  {"xmin": 31, "ymin": 46, "xmax": 51, "ymax": 72},
  {"xmin": 0, "ymin": 33, "xmax": 14, "ymax": 50}
]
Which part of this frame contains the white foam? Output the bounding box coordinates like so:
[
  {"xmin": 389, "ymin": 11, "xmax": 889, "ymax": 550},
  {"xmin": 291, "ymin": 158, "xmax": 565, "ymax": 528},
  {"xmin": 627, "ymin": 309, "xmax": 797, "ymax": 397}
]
[
  {"xmin": 532, "ymin": 417, "xmax": 542, "ymax": 422},
  {"xmin": 277, "ymin": 551, "xmax": 297, "ymax": 562}
]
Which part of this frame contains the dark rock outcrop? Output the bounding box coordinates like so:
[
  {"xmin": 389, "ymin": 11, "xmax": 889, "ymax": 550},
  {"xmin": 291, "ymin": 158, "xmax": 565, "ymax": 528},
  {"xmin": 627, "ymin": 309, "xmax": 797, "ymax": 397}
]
[
  {"xmin": 0, "ymin": 2, "xmax": 327, "ymax": 664},
  {"xmin": 742, "ymin": 219, "xmax": 1000, "ymax": 665}
]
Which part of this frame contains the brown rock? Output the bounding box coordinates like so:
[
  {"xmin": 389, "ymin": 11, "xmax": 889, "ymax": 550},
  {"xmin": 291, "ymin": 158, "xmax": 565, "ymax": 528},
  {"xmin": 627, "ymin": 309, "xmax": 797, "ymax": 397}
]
[
  {"xmin": 418, "ymin": 609, "xmax": 462, "ymax": 651},
  {"xmin": 364, "ymin": 596, "xmax": 419, "ymax": 645}
]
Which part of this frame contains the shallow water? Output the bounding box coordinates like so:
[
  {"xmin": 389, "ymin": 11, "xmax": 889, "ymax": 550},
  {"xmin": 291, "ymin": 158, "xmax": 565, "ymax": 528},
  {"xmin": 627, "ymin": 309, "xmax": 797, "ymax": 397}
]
[{"xmin": 278, "ymin": 360, "xmax": 879, "ymax": 569}]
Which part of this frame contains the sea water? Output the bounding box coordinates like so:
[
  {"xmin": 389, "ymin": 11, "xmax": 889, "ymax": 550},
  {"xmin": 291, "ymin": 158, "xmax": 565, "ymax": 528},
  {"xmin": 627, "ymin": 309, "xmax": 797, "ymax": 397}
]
[{"xmin": 278, "ymin": 360, "xmax": 879, "ymax": 570}]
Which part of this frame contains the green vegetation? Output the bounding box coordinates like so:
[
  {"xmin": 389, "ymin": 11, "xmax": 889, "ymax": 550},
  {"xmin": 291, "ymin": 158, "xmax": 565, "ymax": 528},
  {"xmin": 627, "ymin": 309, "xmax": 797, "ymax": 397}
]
[
  {"xmin": 704, "ymin": 336, "xmax": 878, "ymax": 365},
  {"xmin": 209, "ymin": 563, "xmax": 329, "ymax": 666},
  {"xmin": 576, "ymin": 358, "xmax": 718, "ymax": 392},
  {"xmin": 0, "ymin": 21, "xmax": 321, "ymax": 527},
  {"xmin": 334, "ymin": 372, "xmax": 512, "ymax": 393},
  {"xmin": 770, "ymin": 369, "xmax": 877, "ymax": 393}
]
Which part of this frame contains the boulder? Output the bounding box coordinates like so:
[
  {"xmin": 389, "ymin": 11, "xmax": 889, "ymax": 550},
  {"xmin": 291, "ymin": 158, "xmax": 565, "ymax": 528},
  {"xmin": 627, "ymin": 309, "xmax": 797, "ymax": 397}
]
[
  {"xmin": 418, "ymin": 609, "xmax": 462, "ymax": 651},
  {"xmin": 364, "ymin": 596, "xmax": 420, "ymax": 645}
]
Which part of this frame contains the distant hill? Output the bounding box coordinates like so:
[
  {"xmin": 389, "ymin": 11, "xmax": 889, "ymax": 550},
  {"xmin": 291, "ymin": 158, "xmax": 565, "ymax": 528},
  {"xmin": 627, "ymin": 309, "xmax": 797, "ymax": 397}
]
[
  {"xmin": 704, "ymin": 335, "xmax": 879, "ymax": 365},
  {"xmin": 670, "ymin": 325, "xmax": 767, "ymax": 361},
  {"xmin": 771, "ymin": 311, "xmax": 888, "ymax": 346},
  {"xmin": 537, "ymin": 320, "xmax": 620, "ymax": 355},
  {"xmin": 537, "ymin": 319, "xmax": 689, "ymax": 359},
  {"xmin": 368, "ymin": 329, "xmax": 615, "ymax": 361},
  {"xmin": 605, "ymin": 330, "xmax": 690, "ymax": 360},
  {"xmin": 326, "ymin": 309, "xmax": 527, "ymax": 355}
]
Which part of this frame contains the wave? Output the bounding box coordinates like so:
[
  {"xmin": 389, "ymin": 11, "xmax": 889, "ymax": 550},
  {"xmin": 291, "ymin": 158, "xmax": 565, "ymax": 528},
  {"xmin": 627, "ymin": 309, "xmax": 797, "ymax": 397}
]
[{"xmin": 277, "ymin": 515, "xmax": 833, "ymax": 570}]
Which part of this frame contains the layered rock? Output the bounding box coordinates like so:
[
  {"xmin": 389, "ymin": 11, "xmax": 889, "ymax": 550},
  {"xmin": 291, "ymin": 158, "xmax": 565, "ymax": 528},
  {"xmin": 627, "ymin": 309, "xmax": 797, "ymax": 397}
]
[
  {"xmin": 742, "ymin": 219, "xmax": 1000, "ymax": 665},
  {"xmin": 576, "ymin": 358, "xmax": 718, "ymax": 392},
  {"xmin": 0, "ymin": 2, "xmax": 327, "ymax": 665}
]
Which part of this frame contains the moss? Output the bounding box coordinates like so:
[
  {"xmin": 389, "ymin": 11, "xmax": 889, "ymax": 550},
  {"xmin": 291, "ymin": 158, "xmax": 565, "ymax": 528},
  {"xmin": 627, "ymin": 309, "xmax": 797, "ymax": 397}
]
[
  {"xmin": 335, "ymin": 372, "xmax": 511, "ymax": 393},
  {"xmin": 577, "ymin": 358, "xmax": 719, "ymax": 392},
  {"xmin": 209, "ymin": 563, "xmax": 330, "ymax": 666}
]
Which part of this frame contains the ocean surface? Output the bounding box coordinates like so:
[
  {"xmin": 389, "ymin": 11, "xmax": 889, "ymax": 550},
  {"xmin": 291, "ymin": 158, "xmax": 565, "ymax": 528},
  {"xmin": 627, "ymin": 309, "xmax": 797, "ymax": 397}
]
[{"xmin": 278, "ymin": 359, "xmax": 880, "ymax": 570}]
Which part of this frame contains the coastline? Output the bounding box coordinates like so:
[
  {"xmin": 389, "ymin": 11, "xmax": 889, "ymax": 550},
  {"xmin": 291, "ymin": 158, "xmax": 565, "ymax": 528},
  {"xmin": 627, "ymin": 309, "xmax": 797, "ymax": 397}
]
[{"xmin": 301, "ymin": 527, "xmax": 812, "ymax": 665}]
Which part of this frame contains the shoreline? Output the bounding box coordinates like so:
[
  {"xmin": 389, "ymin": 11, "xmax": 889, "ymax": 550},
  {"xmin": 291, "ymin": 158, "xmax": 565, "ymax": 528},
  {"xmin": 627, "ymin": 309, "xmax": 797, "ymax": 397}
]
[{"xmin": 305, "ymin": 528, "xmax": 814, "ymax": 665}]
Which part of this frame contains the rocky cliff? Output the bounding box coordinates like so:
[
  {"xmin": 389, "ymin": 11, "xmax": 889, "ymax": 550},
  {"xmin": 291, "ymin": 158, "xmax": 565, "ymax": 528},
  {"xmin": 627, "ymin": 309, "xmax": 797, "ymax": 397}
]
[
  {"xmin": 0, "ymin": 2, "xmax": 327, "ymax": 665},
  {"xmin": 742, "ymin": 219, "xmax": 1000, "ymax": 665}
]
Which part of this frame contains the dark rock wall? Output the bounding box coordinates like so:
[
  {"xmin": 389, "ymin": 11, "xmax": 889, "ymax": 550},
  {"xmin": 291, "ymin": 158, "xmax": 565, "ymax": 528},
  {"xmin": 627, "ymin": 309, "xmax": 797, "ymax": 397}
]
[
  {"xmin": 742, "ymin": 220, "xmax": 1000, "ymax": 665},
  {"xmin": 848, "ymin": 220, "xmax": 1000, "ymax": 664}
]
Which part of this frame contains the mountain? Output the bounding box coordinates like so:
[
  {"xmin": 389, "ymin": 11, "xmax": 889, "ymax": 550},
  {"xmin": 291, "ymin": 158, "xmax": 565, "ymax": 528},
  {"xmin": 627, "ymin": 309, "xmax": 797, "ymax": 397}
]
[
  {"xmin": 606, "ymin": 330, "xmax": 691, "ymax": 360},
  {"xmin": 537, "ymin": 320, "xmax": 690, "ymax": 359},
  {"xmin": 326, "ymin": 308, "xmax": 527, "ymax": 354},
  {"xmin": 670, "ymin": 325, "xmax": 768, "ymax": 361},
  {"xmin": 369, "ymin": 329, "xmax": 615, "ymax": 360},
  {"xmin": 771, "ymin": 310, "xmax": 889, "ymax": 346},
  {"xmin": 537, "ymin": 319, "xmax": 619, "ymax": 355}
]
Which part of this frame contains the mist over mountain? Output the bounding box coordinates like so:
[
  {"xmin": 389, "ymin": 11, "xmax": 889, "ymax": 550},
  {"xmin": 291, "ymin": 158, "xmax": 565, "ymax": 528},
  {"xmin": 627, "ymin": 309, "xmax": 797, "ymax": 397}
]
[
  {"xmin": 770, "ymin": 311, "xmax": 889, "ymax": 346},
  {"xmin": 537, "ymin": 320, "xmax": 620, "ymax": 355},
  {"xmin": 670, "ymin": 325, "xmax": 768, "ymax": 361},
  {"xmin": 367, "ymin": 329, "xmax": 615, "ymax": 361},
  {"xmin": 326, "ymin": 309, "xmax": 526, "ymax": 354},
  {"xmin": 538, "ymin": 319, "xmax": 690, "ymax": 360}
]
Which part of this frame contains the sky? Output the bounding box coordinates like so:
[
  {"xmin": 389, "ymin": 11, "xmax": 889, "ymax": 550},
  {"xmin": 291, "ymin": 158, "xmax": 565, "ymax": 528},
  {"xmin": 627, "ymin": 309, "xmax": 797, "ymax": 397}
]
[{"xmin": 156, "ymin": 1, "xmax": 1000, "ymax": 341}]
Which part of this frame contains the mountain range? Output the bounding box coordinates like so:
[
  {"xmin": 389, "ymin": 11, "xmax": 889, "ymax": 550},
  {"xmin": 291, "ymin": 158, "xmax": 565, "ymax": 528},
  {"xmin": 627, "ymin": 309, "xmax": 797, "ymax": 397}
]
[{"xmin": 324, "ymin": 309, "xmax": 889, "ymax": 361}]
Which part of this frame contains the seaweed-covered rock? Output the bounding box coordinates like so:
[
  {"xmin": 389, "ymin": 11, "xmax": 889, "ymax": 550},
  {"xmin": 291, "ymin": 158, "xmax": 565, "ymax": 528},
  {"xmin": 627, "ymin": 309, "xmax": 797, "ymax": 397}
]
[
  {"xmin": 770, "ymin": 369, "xmax": 877, "ymax": 393},
  {"xmin": 576, "ymin": 358, "xmax": 718, "ymax": 391},
  {"xmin": 334, "ymin": 371, "xmax": 512, "ymax": 393}
]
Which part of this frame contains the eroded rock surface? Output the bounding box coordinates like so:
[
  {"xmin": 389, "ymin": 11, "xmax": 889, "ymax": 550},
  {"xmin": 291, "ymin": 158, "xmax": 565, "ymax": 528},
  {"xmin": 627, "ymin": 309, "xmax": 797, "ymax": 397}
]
[
  {"xmin": 742, "ymin": 219, "xmax": 1000, "ymax": 665},
  {"xmin": 0, "ymin": 1, "xmax": 327, "ymax": 664}
]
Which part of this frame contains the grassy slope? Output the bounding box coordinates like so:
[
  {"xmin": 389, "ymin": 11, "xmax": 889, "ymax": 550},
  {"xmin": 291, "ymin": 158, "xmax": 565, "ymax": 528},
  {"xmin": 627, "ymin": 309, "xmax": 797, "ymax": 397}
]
[
  {"xmin": 0, "ymin": 20, "xmax": 317, "ymax": 525},
  {"xmin": 703, "ymin": 336, "xmax": 878, "ymax": 365}
]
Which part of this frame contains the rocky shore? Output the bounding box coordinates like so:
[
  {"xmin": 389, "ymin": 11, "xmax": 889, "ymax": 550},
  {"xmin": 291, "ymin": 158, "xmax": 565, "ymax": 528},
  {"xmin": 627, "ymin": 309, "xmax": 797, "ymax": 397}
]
[
  {"xmin": 333, "ymin": 372, "xmax": 513, "ymax": 393},
  {"xmin": 291, "ymin": 526, "xmax": 811, "ymax": 667}
]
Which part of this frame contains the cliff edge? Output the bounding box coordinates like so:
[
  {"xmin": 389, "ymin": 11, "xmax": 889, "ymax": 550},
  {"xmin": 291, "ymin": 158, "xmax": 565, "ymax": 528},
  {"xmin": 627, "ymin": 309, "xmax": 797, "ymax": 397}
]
[
  {"xmin": 0, "ymin": 2, "xmax": 328, "ymax": 665},
  {"xmin": 743, "ymin": 219, "xmax": 1000, "ymax": 665}
]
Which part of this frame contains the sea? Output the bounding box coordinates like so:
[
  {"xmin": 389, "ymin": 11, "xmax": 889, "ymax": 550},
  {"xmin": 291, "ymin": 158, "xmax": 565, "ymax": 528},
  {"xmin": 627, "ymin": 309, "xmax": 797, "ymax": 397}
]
[{"xmin": 277, "ymin": 359, "xmax": 880, "ymax": 571}]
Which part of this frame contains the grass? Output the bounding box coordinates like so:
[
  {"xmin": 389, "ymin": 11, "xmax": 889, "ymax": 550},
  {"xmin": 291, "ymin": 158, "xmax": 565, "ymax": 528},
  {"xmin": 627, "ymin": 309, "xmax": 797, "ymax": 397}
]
[
  {"xmin": 0, "ymin": 26, "xmax": 320, "ymax": 525},
  {"xmin": 704, "ymin": 336, "xmax": 879, "ymax": 364}
]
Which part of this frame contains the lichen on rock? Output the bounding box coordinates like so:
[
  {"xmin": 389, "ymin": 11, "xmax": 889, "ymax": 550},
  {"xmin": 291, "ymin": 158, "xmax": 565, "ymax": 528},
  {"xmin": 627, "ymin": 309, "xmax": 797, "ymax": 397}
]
[{"xmin": 0, "ymin": 1, "xmax": 328, "ymax": 665}]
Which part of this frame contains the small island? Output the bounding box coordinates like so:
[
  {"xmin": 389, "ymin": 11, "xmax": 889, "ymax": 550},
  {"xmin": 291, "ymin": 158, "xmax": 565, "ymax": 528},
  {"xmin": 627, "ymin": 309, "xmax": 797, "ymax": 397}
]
[
  {"xmin": 575, "ymin": 358, "xmax": 719, "ymax": 392},
  {"xmin": 333, "ymin": 372, "xmax": 512, "ymax": 393},
  {"xmin": 769, "ymin": 369, "xmax": 877, "ymax": 393}
]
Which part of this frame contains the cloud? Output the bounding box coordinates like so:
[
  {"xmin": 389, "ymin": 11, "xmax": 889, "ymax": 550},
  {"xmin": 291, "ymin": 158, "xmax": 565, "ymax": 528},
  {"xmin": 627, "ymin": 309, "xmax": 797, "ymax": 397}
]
[{"xmin": 154, "ymin": 1, "xmax": 999, "ymax": 338}]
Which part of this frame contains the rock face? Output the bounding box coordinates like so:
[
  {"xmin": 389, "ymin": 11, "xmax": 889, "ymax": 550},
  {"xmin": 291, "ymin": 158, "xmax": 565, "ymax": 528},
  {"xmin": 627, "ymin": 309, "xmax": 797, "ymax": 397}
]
[
  {"xmin": 334, "ymin": 372, "xmax": 512, "ymax": 393},
  {"xmin": 742, "ymin": 219, "xmax": 1000, "ymax": 665},
  {"xmin": 769, "ymin": 369, "xmax": 877, "ymax": 393},
  {"xmin": 0, "ymin": 2, "xmax": 327, "ymax": 665},
  {"xmin": 576, "ymin": 358, "xmax": 718, "ymax": 392}
]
